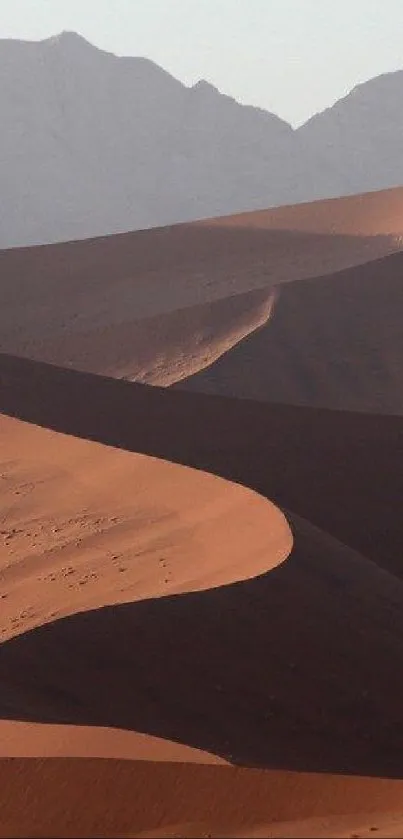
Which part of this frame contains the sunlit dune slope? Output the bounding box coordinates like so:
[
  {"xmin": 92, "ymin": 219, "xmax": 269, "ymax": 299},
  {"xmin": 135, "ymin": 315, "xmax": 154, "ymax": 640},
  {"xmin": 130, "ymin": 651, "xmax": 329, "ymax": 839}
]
[
  {"xmin": 5, "ymin": 286, "xmax": 276, "ymax": 385},
  {"xmin": 178, "ymin": 249, "xmax": 403, "ymax": 413},
  {"xmin": 1, "ymin": 353, "xmax": 403, "ymax": 576},
  {"xmin": 2, "ymin": 510, "xmax": 403, "ymax": 778},
  {"xmin": 2, "ymin": 351, "xmax": 403, "ymax": 835},
  {"xmin": 0, "ymin": 414, "xmax": 291, "ymax": 640},
  {"xmin": 1, "ymin": 187, "xmax": 403, "ymax": 382}
]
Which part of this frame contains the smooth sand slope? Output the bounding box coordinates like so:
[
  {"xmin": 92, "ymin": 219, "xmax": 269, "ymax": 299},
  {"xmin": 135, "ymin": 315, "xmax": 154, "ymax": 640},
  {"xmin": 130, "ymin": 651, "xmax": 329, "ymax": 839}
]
[
  {"xmin": 179, "ymin": 249, "xmax": 403, "ymax": 414},
  {"xmin": 7, "ymin": 286, "xmax": 276, "ymax": 385},
  {"xmin": 2, "ymin": 759, "xmax": 403, "ymax": 838},
  {"xmin": 1, "ymin": 187, "xmax": 403, "ymax": 384},
  {"xmin": 0, "ymin": 413, "xmax": 291, "ymax": 640}
]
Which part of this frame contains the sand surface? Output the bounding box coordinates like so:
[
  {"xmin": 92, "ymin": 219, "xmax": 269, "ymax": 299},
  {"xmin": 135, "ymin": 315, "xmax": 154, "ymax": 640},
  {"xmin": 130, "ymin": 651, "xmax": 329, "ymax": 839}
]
[
  {"xmin": 2, "ymin": 359, "xmax": 403, "ymax": 835},
  {"xmin": 8, "ymin": 285, "xmax": 276, "ymax": 384},
  {"xmin": 1, "ymin": 187, "xmax": 403, "ymax": 385},
  {"xmin": 0, "ymin": 413, "xmax": 291, "ymax": 640},
  {"xmin": 2, "ymin": 759, "xmax": 403, "ymax": 838},
  {"xmin": 2, "ymin": 187, "xmax": 403, "ymax": 837},
  {"xmin": 179, "ymin": 249, "xmax": 403, "ymax": 413},
  {"xmin": 2, "ymin": 352, "xmax": 403, "ymax": 576}
]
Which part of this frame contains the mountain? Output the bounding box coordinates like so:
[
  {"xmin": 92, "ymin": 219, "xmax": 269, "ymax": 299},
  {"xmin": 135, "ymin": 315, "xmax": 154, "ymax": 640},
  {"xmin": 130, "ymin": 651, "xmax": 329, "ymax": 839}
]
[
  {"xmin": 2, "ymin": 32, "xmax": 403, "ymax": 250},
  {"xmin": 0, "ymin": 31, "xmax": 338, "ymax": 249},
  {"xmin": 300, "ymin": 70, "xmax": 403, "ymax": 196}
]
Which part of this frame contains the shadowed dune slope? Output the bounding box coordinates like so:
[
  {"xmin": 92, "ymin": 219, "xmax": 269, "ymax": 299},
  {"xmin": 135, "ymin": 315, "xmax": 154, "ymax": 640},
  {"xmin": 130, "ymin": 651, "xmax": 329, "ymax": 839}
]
[
  {"xmin": 2, "ymin": 759, "xmax": 403, "ymax": 839},
  {"xmin": 0, "ymin": 413, "xmax": 291, "ymax": 640},
  {"xmin": 2, "ymin": 511, "xmax": 403, "ymax": 780},
  {"xmin": 1, "ymin": 353, "xmax": 403, "ymax": 576},
  {"xmin": 1, "ymin": 188, "xmax": 403, "ymax": 379},
  {"xmin": 178, "ymin": 249, "xmax": 403, "ymax": 413},
  {"xmin": 2, "ymin": 355, "xmax": 403, "ymax": 835}
]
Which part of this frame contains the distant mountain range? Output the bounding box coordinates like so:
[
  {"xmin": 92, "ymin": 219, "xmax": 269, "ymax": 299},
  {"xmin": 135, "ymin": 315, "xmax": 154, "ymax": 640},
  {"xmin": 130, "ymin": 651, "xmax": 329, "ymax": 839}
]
[{"xmin": 1, "ymin": 31, "xmax": 403, "ymax": 248}]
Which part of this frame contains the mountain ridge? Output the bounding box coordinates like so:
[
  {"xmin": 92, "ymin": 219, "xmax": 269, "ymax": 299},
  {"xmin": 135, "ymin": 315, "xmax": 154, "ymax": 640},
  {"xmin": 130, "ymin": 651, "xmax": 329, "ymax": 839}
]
[{"xmin": 1, "ymin": 31, "xmax": 403, "ymax": 249}]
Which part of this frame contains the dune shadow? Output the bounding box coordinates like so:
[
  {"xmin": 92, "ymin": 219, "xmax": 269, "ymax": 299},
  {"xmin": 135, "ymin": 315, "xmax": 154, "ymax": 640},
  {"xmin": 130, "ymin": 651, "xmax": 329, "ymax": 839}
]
[
  {"xmin": 2, "ymin": 355, "xmax": 403, "ymax": 777},
  {"xmin": 1, "ymin": 513, "xmax": 403, "ymax": 778},
  {"xmin": 1, "ymin": 352, "xmax": 403, "ymax": 575}
]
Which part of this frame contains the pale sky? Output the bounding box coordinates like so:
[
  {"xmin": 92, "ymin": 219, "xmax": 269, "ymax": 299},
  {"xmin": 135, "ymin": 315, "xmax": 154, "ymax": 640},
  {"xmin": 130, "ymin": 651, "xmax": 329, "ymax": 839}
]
[{"xmin": 2, "ymin": 0, "xmax": 403, "ymax": 126}]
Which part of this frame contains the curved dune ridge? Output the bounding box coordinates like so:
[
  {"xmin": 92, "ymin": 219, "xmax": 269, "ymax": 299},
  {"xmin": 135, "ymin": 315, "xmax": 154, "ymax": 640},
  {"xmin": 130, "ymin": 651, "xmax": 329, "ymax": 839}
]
[
  {"xmin": 1, "ymin": 187, "xmax": 403, "ymax": 386},
  {"xmin": 0, "ymin": 413, "xmax": 292, "ymax": 640},
  {"xmin": 201, "ymin": 184, "xmax": 403, "ymax": 236},
  {"xmin": 2, "ymin": 352, "xmax": 403, "ymax": 576},
  {"xmin": 2, "ymin": 358, "xmax": 403, "ymax": 836},
  {"xmin": 5, "ymin": 285, "xmax": 277, "ymax": 385},
  {"xmin": 2, "ymin": 187, "xmax": 403, "ymax": 837},
  {"xmin": 178, "ymin": 249, "xmax": 403, "ymax": 414}
]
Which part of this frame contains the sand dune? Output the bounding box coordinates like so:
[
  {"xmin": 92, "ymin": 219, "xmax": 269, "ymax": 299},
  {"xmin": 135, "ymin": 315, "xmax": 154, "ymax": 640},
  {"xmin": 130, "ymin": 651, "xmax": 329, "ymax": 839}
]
[
  {"xmin": 2, "ymin": 491, "xmax": 403, "ymax": 834},
  {"xmin": 2, "ymin": 353, "xmax": 403, "ymax": 576},
  {"xmin": 0, "ymin": 413, "xmax": 291, "ymax": 640},
  {"xmin": 202, "ymin": 184, "xmax": 403, "ymax": 236},
  {"xmin": 179, "ymin": 249, "xmax": 403, "ymax": 413},
  {"xmin": 2, "ymin": 187, "xmax": 403, "ymax": 837},
  {"xmin": 2, "ymin": 759, "xmax": 403, "ymax": 838},
  {"xmin": 2, "ymin": 355, "xmax": 403, "ymax": 834},
  {"xmin": 4, "ymin": 286, "xmax": 276, "ymax": 385},
  {"xmin": 1, "ymin": 187, "xmax": 403, "ymax": 382},
  {"xmin": 2, "ymin": 507, "xmax": 403, "ymax": 776}
]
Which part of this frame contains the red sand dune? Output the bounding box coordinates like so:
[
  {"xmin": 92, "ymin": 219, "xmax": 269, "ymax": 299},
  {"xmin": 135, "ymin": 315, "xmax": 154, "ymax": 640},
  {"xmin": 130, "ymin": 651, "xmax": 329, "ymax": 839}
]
[
  {"xmin": 1, "ymin": 187, "xmax": 403, "ymax": 384},
  {"xmin": 178, "ymin": 249, "xmax": 403, "ymax": 413},
  {"xmin": 2, "ymin": 187, "xmax": 403, "ymax": 837},
  {"xmin": 1, "ymin": 353, "xmax": 403, "ymax": 577},
  {"xmin": 2, "ymin": 504, "xmax": 403, "ymax": 778},
  {"xmin": 4, "ymin": 286, "xmax": 276, "ymax": 384},
  {"xmin": 0, "ymin": 413, "xmax": 291, "ymax": 640},
  {"xmin": 2, "ymin": 356, "xmax": 403, "ymax": 834}
]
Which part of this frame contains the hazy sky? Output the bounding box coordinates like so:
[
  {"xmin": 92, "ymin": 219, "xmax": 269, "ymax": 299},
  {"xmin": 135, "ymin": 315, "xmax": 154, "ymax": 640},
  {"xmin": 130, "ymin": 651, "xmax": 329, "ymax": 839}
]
[{"xmin": 2, "ymin": 0, "xmax": 403, "ymax": 125}]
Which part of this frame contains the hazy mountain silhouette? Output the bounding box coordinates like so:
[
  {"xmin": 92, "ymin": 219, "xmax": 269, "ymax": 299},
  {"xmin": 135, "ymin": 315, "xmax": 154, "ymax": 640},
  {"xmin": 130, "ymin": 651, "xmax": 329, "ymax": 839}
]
[
  {"xmin": 0, "ymin": 32, "xmax": 343, "ymax": 248},
  {"xmin": 300, "ymin": 71, "xmax": 403, "ymax": 196},
  {"xmin": 1, "ymin": 32, "xmax": 403, "ymax": 248}
]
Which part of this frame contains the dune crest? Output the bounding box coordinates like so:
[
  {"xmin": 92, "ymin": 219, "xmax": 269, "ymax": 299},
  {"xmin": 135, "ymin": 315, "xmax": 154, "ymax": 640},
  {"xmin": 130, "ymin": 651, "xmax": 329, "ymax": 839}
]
[
  {"xmin": 178, "ymin": 249, "xmax": 403, "ymax": 414},
  {"xmin": 1, "ymin": 188, "xmax": 403, "ymax": 385},
  {"xmin": 6, "ymin": 286, "xmax": 277, "ymax": 385},
  {"xmin": 0, "ymin": 413, "xmax": 292, "ymax": 640}
]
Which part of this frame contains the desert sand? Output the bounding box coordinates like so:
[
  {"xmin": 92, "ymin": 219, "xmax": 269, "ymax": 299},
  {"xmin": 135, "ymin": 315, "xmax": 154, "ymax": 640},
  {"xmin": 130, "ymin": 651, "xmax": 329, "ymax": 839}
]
[
  {"xmin": 2, "ymin": 352, "xmax": 403, "ymax": 575},
  {"xmin": 2, "ymin": 186, "xmax": 403, "ymax": 838},
  {"xmin": 179, "ymin": 249, "xmax": 403, "ymax": 413},
  {"xmin": 1, "ymin": 186, "xmax": 403, "ymax": 385},
  {"xmin": 0, "ymin": 412, "xmax": 291, "ymax": 639},
  {"xmin": 2, "ymin": 759, "xmax": 403, "ymax": 838},
  {"xmin": 2, "ymin": 349, "xmax": 403, "ymax": 836}
]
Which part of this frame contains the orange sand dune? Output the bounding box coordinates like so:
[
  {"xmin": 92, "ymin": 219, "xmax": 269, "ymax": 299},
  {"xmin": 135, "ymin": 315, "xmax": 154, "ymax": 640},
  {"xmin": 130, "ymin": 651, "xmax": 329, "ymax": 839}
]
[
  {"xmin": 2, "ymin": 352, "xmax": 403, "ymax": 575},
  {"xmin": 2, "ymin": 759, "xmax": 403, "ymax": 838},
  {"xmin": 5, "ymin": 286, "xmax": 276, "ymax": 384},
  {"xmin": 178, "ymin": 249, "xmax": 403, "ymax": 413},
  {"xmin": 2, "ymin": 507, "xmax": 403, "ymax": 777},
  {"xmin": 2, "ymin": 357, "xmax": 403, "ymax": 835},
  {"xmin": 0, "ymin": 413, "xmax": 291, "ymax": 640},
  {"xmin": 1, "ymin": 187, "xmax": 403, "ymax": 381},
  {"xmin": 203, "ymin": 184, "xmax": 403, "ymax": 236}
]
